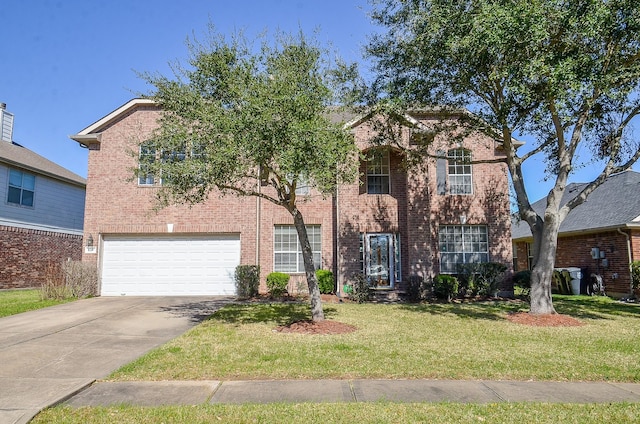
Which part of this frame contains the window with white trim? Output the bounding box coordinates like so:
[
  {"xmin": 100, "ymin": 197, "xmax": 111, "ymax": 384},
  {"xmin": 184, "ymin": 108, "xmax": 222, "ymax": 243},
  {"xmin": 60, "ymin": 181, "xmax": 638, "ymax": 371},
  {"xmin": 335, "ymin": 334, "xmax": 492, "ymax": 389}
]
[
  {"xmin": 366, "ymin": 152, "xmax": 390, "ymax": 194},
  {"xmin": 274, "ymin": 225, "xmax": 321, "ymax": 273},
  {"xmin": 138, "ymin": 144, "xmax": 157, "ymax": 185},
  {"xmin": 439, "ymin": 225, "xmax": 488, "ymax": 273},
  {"xmin": 7, "ymin": 169, "xmax": 35, "ymax": 207},
  {"xmin": 447, "ymin": 148, "xmax": 472, "ymax": 194}
]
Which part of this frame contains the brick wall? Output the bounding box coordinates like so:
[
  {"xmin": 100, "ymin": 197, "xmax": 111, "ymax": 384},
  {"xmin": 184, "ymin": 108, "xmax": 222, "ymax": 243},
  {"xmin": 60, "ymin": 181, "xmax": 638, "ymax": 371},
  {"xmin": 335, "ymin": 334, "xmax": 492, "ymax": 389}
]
[
  {"xmin": 515, "ymin": 229, "xmax": 636, "ymax": 297},
  {"xmin": 80, "ymin": 105, "xmax": 513, "ymax": 295},
  {"xmin": 0, "ymin": 225, "xmax": 82, "ymax": 289}
]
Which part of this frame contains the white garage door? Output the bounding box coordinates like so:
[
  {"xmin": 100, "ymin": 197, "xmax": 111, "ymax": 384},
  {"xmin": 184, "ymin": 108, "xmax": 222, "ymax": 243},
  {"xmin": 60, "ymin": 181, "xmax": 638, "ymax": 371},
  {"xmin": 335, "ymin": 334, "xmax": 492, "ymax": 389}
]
[{"xmin": 101, "ymin": 235, "xmax": 240, "ymax": 296}]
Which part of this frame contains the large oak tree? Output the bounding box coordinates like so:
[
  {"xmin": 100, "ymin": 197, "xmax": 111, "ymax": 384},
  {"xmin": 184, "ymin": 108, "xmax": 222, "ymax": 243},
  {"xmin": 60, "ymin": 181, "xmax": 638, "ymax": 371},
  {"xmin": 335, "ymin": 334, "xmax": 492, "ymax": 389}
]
[
  {"xmin": 139, "ymin": 29, "xmax": 359, "ymax": 321},
  {"xmin": 368, "ymin": 0, "xmax": 640, "ymax": 314}
]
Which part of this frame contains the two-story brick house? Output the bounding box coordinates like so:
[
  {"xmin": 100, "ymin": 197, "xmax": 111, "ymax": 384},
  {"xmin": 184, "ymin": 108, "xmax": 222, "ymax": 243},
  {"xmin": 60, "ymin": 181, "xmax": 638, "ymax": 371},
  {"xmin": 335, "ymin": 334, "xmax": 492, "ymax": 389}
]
[
  {"xmin": 1, "ymin": 103, "xmax": 86, "ymax": 289},
  {"xmin": 70, "ymin": 99, "xmax": 512, "ymax": 297}
]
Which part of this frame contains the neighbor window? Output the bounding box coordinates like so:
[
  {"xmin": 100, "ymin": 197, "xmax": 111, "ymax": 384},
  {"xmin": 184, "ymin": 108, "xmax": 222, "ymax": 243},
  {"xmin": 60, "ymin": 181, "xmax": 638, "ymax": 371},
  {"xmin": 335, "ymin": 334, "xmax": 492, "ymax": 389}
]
[
  {"xmin": 447, "ymin": 148, "xmax": 472, "ymax": 194},
  {"xmin": 274, "ymin": 225, "xmax": 321, "ymax": 273},
  {"xmin": 366, "ymin": 152, "xmax": 390, "ymax": 194},
  {"xmin": 7, "ymin": 169, "xmax": 35, "ymax": 207},
  {"xmin": 439, "ymin": 225, "xmax": 488, "ymax": 273}
]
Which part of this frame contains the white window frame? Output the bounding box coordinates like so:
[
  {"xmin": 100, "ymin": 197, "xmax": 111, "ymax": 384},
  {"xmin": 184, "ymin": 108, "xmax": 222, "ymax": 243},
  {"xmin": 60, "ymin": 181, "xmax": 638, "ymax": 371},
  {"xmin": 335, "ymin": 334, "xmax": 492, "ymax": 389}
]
[
  {"xmin": 366, "ymin": 151, "xmax": 390, "ymax": 194},
  {"xmin": 439, "ymin": 225, "xmax": 488, "ymax": 273},
  {"xmin": 7, "ymin": 168, "xmax": 35, "ymax": 207},
  {"xmin": 274, "ymin": 225, "xmax": 321, "ymax": 273},
  {"xmin": 447, "ymin": 149, "xmax": 473, "ymax": 195},
  {"xmin": 138, "ymin": 144, "xmax": 157, "ymax": 186}
]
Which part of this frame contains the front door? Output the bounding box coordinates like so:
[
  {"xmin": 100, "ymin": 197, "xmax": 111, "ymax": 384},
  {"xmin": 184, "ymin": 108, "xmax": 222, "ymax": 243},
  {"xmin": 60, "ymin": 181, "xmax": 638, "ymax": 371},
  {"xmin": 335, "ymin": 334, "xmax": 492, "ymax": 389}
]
[{"xmin": 366, "ymin": 234, "xmax": 394, "ymax": 288}]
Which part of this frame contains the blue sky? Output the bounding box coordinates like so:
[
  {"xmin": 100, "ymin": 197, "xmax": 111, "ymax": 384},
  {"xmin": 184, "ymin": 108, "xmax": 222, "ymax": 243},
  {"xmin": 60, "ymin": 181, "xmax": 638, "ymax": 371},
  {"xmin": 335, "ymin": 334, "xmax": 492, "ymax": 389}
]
[{"xmin": 1, "ymin": 0, "xmax": 634, "ymax": 203}]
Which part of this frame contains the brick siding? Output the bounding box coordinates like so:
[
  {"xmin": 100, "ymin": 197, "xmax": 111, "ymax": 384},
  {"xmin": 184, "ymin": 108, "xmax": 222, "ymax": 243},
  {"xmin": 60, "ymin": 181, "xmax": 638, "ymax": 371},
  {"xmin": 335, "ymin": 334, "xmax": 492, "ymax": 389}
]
[
  {"xmin": 80, "ymin": 105, "xmax": 513, "ymax": 294},
  {"xmin": 0, "ymin": 225, "xmax": 82, "ymax": 289}
]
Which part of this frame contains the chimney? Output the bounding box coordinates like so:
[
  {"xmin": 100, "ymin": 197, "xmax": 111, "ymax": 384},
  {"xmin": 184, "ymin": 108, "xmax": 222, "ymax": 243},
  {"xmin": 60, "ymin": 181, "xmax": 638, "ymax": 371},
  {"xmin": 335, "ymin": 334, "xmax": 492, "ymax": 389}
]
[{"xmin": 0, "ymin": 103, "xmax": 14, "ymax": 142}]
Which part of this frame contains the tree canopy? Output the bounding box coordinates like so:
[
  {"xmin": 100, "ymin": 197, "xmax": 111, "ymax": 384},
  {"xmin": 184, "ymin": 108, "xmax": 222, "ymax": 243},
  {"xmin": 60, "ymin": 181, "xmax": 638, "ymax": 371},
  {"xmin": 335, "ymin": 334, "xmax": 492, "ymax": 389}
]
[
  {"xmin": 368, "ymin": 0, "xmax": 640, "ymax": 313},
  {"xmin": 139, "ymin": 28, "xmax": 359, "ymax": 320}
]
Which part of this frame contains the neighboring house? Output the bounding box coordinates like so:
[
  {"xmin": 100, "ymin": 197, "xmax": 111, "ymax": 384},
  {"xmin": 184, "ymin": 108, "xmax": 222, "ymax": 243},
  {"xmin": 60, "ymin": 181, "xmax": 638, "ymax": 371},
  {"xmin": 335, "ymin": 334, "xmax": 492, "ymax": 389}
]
[
  {"xmin": 0, "ymin": 103, "xmax": 86, "ymax": 289},
  {"xmin": 512, "ymin": 170, "xmax": 640, "ymax": 298},
  {"xmin": 70, "ymin": 99, "xmax": 512, "ymax": 297}
]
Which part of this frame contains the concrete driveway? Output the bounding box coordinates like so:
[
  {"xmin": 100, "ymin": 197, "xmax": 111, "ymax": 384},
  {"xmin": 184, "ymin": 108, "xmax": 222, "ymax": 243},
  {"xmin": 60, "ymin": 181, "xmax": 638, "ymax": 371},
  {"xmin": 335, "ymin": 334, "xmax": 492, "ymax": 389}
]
[{"xmin": 0, "ymin": 296, "xmax": 232, "ymax": 424}]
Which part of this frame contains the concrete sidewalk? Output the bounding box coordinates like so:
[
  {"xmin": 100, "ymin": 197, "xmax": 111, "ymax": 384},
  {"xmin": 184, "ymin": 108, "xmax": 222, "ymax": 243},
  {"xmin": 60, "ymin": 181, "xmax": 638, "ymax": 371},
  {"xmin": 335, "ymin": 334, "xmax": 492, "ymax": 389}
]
[{"xmin": 65, "ymin": 379, "xmax": 640, "ymax": 407}]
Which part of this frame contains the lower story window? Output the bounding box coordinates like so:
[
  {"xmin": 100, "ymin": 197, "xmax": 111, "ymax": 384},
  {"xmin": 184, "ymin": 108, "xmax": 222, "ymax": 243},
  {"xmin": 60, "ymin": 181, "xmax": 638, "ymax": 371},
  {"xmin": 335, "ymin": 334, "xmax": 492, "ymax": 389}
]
[
  {"xmin": 274, "ymin": 225, "xmax": 321, "ymax": 273},
  {"xmin": 439, "ymin": 225, "xmax": 488, "ymax": 273}
]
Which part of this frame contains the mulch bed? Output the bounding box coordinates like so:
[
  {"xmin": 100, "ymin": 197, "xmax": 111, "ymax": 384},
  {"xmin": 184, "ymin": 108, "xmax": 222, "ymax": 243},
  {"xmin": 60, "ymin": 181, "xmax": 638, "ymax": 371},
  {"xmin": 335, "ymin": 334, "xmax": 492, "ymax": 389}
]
[
  {"xmin": 506, "ymin": 312, "xmax": 584, "ymax": 327},
  {"xmin": 274, "ymin": 319, "xmax": 357, "ymax": 335}
]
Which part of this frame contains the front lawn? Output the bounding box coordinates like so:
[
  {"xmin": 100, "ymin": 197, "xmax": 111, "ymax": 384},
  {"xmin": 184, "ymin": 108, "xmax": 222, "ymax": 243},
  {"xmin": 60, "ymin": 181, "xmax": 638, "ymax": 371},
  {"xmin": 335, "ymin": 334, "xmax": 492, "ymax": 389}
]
[
  {"xmin": 0, "ymin": 289, "xmax": 72, "ymax": 318},
  {"xmin": 33, "ymin": 402, "xmax": 640, "ymax": 424},
  {"xmin": 110, "ymin": 295, "xmax": 640, "ymax": 382}
]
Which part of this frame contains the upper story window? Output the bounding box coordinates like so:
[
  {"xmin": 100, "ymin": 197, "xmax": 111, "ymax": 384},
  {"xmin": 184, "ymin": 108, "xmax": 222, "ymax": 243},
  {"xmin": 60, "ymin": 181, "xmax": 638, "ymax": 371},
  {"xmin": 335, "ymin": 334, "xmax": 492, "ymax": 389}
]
[
  {"xmin": 447, "ymin": 148, "xmax": 472, "ymax": 195},
  {"xmin": 366, "ymin": 151, "xmax": 390, "ymax": 194},
  {"xmin": 7, "ymin": 169, "xmax": 35, "ymax": 207},
  {"xmin": 138, "ymin": 144, "xmax": 157, "ymax": 186}
]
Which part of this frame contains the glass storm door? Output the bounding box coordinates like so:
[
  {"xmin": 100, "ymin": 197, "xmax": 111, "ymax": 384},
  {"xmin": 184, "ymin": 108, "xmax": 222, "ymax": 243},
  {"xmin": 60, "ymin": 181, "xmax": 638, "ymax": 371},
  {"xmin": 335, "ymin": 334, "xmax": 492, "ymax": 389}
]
[{"xmin": 366, "ymin": 234, "xmax": 394, "ymax": 288}]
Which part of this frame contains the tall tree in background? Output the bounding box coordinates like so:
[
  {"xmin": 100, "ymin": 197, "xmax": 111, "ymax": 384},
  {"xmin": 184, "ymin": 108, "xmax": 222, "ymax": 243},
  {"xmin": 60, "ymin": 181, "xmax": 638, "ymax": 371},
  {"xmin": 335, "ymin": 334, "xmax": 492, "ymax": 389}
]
[
  {"xmin": 368, "ymin": 0, "xmax": 640, "ymax": 314},
  {"xmin": 139, "ymin": 29, "xmax": 359, "ymax": 321}
]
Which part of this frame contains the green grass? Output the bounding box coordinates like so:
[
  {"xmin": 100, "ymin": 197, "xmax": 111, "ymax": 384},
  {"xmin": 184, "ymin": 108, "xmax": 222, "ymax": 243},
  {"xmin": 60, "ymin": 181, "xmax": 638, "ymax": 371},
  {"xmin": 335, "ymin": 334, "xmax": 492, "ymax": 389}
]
[
  {"xmin": 109, "ymin": 295, "xmax": 640, "ymax": 382},
  {"xmin": 33, "ymin": 402, "xmax": 640, "ymax": 423},
  {"xmin": 0, "ymin": 289, "xmax": 72, "ymax": 318}
]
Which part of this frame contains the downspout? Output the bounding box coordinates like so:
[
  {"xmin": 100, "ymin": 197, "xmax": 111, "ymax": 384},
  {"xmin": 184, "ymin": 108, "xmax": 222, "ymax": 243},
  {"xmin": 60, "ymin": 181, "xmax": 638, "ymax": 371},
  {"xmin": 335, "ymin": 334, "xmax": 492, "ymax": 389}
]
[
  {"xmin": 617, "ymin": 228, "xmax": 633, "ymax": 297},
  {"xmin": 256, "ymin": 180, "xmax": 261, "ymax": 267},
  {"xmin": 336, "ymin": 184, "xmax": 341, "ymax": 298}
]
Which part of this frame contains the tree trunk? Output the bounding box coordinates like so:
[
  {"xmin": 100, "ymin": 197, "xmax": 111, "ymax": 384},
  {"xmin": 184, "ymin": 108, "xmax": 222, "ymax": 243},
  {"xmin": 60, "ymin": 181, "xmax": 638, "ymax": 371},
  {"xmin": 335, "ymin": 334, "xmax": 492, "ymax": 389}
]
[
  {"xmin": 528, "ymin": 213, "xmax": 561, "ymax": 315},
  {"xmin": 291, "ymin": 208, "xmax": 325, "ymax": 321}
]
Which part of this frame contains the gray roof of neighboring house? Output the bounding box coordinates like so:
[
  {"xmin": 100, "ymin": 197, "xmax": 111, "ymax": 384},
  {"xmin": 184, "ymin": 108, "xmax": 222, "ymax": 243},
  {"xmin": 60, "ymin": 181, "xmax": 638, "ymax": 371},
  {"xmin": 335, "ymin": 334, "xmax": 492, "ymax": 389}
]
[
  {"xmin": 512, "ymin": 170, "xmax": 640, "ymax": 240},
  {"xmin": 0, "ymin": 141, "xmax": 86, "ymax": 187}
]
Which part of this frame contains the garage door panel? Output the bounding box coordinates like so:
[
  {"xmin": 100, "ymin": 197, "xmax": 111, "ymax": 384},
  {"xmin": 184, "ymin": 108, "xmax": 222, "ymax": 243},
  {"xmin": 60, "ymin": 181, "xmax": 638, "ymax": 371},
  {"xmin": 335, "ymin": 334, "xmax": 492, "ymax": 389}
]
[{"xmin": 101, "ymin": 235, "xmax": 240, "ymax": 296}]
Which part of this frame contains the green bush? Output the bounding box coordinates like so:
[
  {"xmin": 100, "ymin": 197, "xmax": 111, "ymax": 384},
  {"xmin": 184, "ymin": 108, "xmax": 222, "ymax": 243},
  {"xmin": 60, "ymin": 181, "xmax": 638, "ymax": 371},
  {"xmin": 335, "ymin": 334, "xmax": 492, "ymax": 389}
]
[
  {"xmin": 405, "ymin": 275, "xmax": 427, "ymax": 302},
  {"xmin": 631, "ymin": 261, "xmax": 640, "ymax": 294},
  {"xmin": 513, "ymin": 270, "xmax": 531, "ymax": 295},
  {"xmin": 266, "ymin": 272, "xmax": 290, "ymax": 298},
  {"xmin": 234, "ymin": 265, "xmax": 260, "ymax": 299},
  {"xmin": 433, "ymin": 274, "xmax": 459, "ymax": 302},
  {"xmin": 349, "ymin": 273, "xmax": 371, "ymax": 303},
  {"xmin": 316, "ymin": 269, "xmax": 335, "ymax": 294},
  {"xmin": 457, "ymin": 262, "xmax": 507, "ymax": 297}
]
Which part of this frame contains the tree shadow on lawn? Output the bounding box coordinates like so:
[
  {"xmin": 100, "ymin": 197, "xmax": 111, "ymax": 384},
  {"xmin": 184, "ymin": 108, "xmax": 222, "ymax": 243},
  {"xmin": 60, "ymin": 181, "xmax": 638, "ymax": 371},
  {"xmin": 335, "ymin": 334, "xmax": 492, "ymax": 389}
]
[
  {"xmin": 158, "ymin": 298, "xmax": 236, "ymax": 323},
  {"xmin": 552, "ymin": 296, "xmax": 640, "ymax": 321},
  {"xmin": 208, "ymin": 302, "xmax": 339, "ymax": 326},
  {"xmin": 398, "ymin": 296, "xmax": 638, "ymax": 323},
  {"xmin": 398, "ymin": 301, "xmax": 522, "ymax": 321}
]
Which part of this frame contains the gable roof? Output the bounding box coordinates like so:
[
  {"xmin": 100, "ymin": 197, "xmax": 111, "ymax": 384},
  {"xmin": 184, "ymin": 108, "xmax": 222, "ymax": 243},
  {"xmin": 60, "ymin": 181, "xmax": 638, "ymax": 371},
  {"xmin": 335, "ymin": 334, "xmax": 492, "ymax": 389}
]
[
  {"xmin": 70, "ymin": 98, "xmax": 157, "ymax": 147},
  {"xmin": 512, "ymin": 170, "xmax": 640, "ymax": 240},
  {"xmin": 0, "ymin": 141, "xmax": 86, "ymax": 187}
]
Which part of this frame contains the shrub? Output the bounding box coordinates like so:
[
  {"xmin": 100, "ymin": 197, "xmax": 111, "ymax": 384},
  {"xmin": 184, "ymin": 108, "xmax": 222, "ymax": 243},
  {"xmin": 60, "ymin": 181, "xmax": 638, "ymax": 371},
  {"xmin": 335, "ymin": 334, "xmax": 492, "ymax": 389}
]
[
  {"xmin": 631, "ymin": 261, "xmax": 640, "ymax": 294},
  {"xmin": 266, "ymin": 272, "xmax": 290, "ymax": 298},
  {"xmin": 457, "ymin": 262, "xmax": 507, "ymax": 297},
  {"xmin": 513, "ymin": 270, "xmax": 531, "ymax": 295},
  {"xmin": 63, "ymin": 260, "xmax": 98, "ymax": 298},
  {"xmin": 316, "ymin": 269, "xmax": 335, "ymax": 294},
  {"xmin": 405, "ymin": 275, "xmax": 427, "ymax": 302},
  {"xmin": 235, "ymin": 265, "xmax": 260, "ymax": 299},
  {"xmin": 349, "ymin": 273, "xmax": 371, "ymax": 303},
  {"xmin": 433, "ymin": 274, "xmax": 459, "ymax": 302},
  {"xmin": 41, "ymin": 260, "xmax": 98, "ymax": 300}
]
